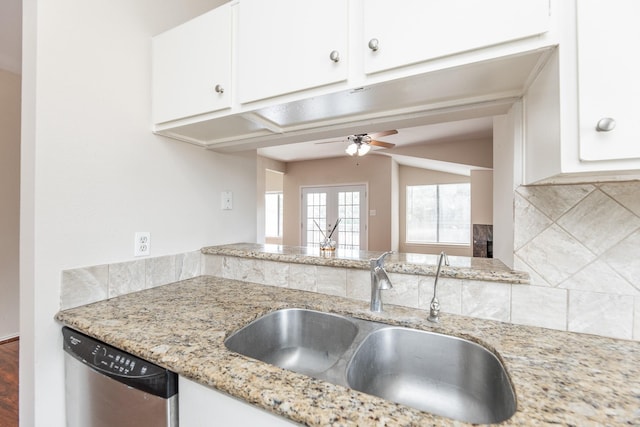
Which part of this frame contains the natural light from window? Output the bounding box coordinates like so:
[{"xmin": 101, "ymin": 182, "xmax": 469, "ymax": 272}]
[
  {"xmin": 265, "ymin": 192, "xmax": 283, "ymax": 238},
  {"xmin": 406, "ymin": 183, "xmax": 470, "ymax": 245}
]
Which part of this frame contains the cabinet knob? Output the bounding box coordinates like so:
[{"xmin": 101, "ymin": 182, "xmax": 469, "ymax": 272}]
[
  {"xmin": 329, "ymin": 50, "xmax": 340, "ymax": 63},
  {"xmin": 214, "ymin": 84, "xmax": 224, "ymax": 94},
  {"xmin": 596, "ymin": 117, "xmax": 616, "ymax": 132},
  {"xmin": 368, "ymin": 38, "xmax": 379, "ymax": 51}
]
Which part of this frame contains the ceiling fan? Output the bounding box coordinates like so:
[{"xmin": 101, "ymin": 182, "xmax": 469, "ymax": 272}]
[{"xmin": 317, "ymin": 130, "xmax": 398, "ymax": 156}]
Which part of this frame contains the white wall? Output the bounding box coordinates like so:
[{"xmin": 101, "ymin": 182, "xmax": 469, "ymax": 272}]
[
  {"xmin": 0, "ymin": 68, "xmax": 21, "ymax": 341},
  {"xmin": 21, "ymin": 1, "xmax": 256, "ymax": 426}
]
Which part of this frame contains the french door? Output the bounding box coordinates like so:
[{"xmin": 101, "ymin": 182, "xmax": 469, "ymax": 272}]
[{"xmin": 301, "ymin": 185, "xmax": 367, "ymax": 251}]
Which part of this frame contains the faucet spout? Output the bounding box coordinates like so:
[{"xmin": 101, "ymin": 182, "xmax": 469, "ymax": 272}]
[
  {"xmin": 370, "ymin": 251, "xmax": 393, "ymax": 312},
  {"xmin": 428, "ymin": 251, "xmax": 449, "ymax": 323}
]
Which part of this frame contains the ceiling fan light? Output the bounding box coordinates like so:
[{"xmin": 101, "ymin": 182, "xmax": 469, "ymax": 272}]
[
  {"xmin": 357, "ymin": 143, "xmax": 371, "ymax": 156},
  {"xmin": 345, "ymin": 143, "xmax": 358, "ymax": 156}
]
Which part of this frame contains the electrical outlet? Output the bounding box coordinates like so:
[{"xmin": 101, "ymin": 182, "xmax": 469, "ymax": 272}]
[{"xmin": 134, "ymin": 232, "xmax": 150, "ymax": 256}]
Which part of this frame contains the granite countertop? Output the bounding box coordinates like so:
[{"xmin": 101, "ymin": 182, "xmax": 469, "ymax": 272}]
[
  {"xmin": 56, "ymin": 276, "xmax": 640, "ymax": 426},
  {"xmin": 201, "ymin": 243, "xmax": 530, "ymax": 284}
]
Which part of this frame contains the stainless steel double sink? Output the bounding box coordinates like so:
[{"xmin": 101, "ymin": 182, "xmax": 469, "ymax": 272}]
[{"xmin": 224, "ymin": 308, "xmax": 516, "ymax": 424}]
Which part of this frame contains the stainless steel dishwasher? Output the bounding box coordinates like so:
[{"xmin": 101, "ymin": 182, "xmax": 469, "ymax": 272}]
[{"xmin": 62, "ymin": 327, "xmax": 178, "ymax": 427}]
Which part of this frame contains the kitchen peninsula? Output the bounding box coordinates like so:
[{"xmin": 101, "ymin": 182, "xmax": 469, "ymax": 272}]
[{"xmin": 56, "ymin": 246, "xmax": 640, "ymax": 426}]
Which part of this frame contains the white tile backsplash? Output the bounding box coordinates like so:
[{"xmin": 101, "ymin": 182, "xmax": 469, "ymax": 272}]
[
  {"xmin": 316, "ymin": 266, "xmax": 347, "ymax": 297},
  {"xmin": 600, "ymin": 229, "xmax": 640, "ymax": 290},
  {"xmin": 263, "ymin": 260, "xmax": 290, "ymax": 287},
  {"xmin": 515, "ymin": 181, "xmax": 640, "ymax": 341},
  {"xmin": 560, "ymin": 260, "xmax": 640, "ymax": 296},
  {"xmin": 61, "ymin": 250, "xmax": 202, "ymax": 310},
  {"xmin": 146, "ymin": 255, "xmax": 176, "ymax": 289},
  {"xmin": 517, "ymin": 224, "xmax": 595, "ymax": 286},
  {"xmin": 223, "ymin": 256, "xmax": 263, "ymax": 283},
  {"xmin": 202, "ymin": 254, "xmax": 223, "ymax": 276},
  {"xmin": 419, "ymin": 277, "xmax": 462, "ymax": 315},
  {"xmin": 346, "ymin": 269, "xmax": 370, "ymax": 302},
  {"xmin": 568, "ymin": 290, "xmax": 634, "ymax": 340},
  {"xmin": 60, "ymin": 264, "xmax": 109, "ymax": 310},
  {"xmin": 288, "ymin": 263, "xmax": 315, "ymax": 291},
  {"xmin": 511, "ymin": 285, "xmax": 567, "ymax": 330},
  {"xmin": 108, "ymin": 260, "xmax": 145, "ymax": 297},
  {"xmin": 516, "ymin": 184, "xmax": 595, "ymax": 221},
  {"xmin": 516, "ymin": 184, "xmax": 594, "ymax": 221},
  {"xmin": 634, "ymin": 297, "xmax": 640, "ymax": 341},
  {"xmin": 385, "ymin": 272, "xmax": 419, "ymax": 308},
  {"xmin": 600, "ymin": 182, "xmax": 640, "ymax": 217},
  {"xmin": 514, "ymin": 192, "xmax": 553, "ymax": 250},
  {"xmin": 557, "ymin": 190, "xmax": 640, "ymax": 255},
  {"xmin": 176, "ymin": 251, "xmax": 201, "ymax": 280},
  {"xmin": 461, "ymin": 280, "xmax": 511, "ymax": 322}
]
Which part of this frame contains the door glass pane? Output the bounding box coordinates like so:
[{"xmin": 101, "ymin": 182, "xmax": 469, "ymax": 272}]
[
  {"xmin": 337, "ymin": 191, "xmax": 361, "ymax": 251},
  {"xmin": 305, "ymin": 192, "xmax": 327, "ymax": 247}
]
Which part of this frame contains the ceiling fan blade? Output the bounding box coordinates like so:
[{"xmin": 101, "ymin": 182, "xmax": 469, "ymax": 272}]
[
  {"xmin": 369, "ymin": 129, "xmax": 398, "ymax": 139},
  {"xmin": 369, "ymin": 139, "xmax": 396, "ymax": 149},
  {"xmin": 314, "ymin": 139, "xmax": 345, "ymax": 145}
]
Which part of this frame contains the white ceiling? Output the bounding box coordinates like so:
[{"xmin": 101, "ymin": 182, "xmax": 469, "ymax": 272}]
[
  {"xmin": 0, "ymin": 0, "xmax": 22, "ymax": 74},
  {"xmin": 257, "ymin": 116, "xmax": 494, "ymax": 175}
]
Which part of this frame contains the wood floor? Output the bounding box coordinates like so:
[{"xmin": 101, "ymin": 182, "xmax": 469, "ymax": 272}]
[{"xmin": 0, "ymin": 338, "xmax": 18, "ymax": 427}]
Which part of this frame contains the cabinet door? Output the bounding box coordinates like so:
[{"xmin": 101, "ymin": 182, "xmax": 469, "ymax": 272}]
[
  {"xmin": 152, "ymin": 4, "xmax": 232, "ymax": 124},
  {"xmin": 363, "ymin": 0, "xmax": 550, "ymax": 74},
  {"xmin": 237, "ymin": 0, "xmax": 348, "ymax": 104},
  {"xmin": 577, "ymin": 0, "xmax": 640, "ymax": 161},
  {"xmin": 178, "ymin": 377, "xmax": 297, "ymax": 426}
]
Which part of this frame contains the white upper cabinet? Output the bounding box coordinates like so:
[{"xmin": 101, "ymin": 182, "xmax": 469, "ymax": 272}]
[
  {"xmin": 237, "ymin": 0, "xmax": 349, "ymax": 104},
  {"xmin": 363, "ymin": 0, "xmax": 550, "ymax": 75},
  {"xmin": 523, "ymin": 1, "xmax": 640, "ymax": 184},
  {"xmin": 576, "ymin": 0, "xmax": 640, "ymax": 161},
  {"xmin": 152, "ymin": 4, "xmax": 232, "ymax": 124}
]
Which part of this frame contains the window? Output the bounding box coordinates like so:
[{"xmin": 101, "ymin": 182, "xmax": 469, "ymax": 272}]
[
  {"xmin": 406, "ymin": 183, "xmax": 470, "ymax": 245},
  {"xmin": 265, "ymin": 192, "xmax": 283, "ymax": 238}
]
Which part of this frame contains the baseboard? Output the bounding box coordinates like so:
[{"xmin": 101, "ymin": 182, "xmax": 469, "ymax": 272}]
[{"xmin": 0, "ymin": 335, "xmax": 19, "ymax": 345}]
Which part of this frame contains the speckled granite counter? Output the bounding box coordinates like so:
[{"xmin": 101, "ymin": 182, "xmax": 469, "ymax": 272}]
[
  {"xmin": 202, "ymin": 243, "xmax": 530, "ymax": 284},
  {"xmin": 56, "ymin": 276, "xmax": 640, "ymax": 426}
]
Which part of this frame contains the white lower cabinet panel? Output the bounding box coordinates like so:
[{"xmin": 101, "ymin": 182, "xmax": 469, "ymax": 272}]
[{"xmin": 178, "ymin": 376, "xmax": 299, "ymax": 426}]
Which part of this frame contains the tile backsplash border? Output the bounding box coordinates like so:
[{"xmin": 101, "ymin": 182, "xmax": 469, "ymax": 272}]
[{"xmin": 60, "ymin": 250, "xmax": 201, "ymax": 310}]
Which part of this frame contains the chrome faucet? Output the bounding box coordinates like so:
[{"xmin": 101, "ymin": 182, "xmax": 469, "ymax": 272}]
[
  {"xmin": 428, "ymin": 251, "xmax": 449, "ymax": 323},
  {"xmin": 370, "ymin": 251, "xmax": 393, "ymax": 312}
]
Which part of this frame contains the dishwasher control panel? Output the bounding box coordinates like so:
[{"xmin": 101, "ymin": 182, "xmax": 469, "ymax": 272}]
[
  {"xmin": 62, "ymin": 327, "xmax": 165, "ymax": 379},
  {"xmin": 92, "ymin": 343, "xmax": 157, "ymax": 377}
]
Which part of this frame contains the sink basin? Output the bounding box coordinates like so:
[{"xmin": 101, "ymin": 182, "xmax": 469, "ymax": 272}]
[
  {"xmin": 225, "ymin": 308, "xmax": 516, "ymax": 423},
  {"xmin": 224, "ymin": 308, "xmax": 358, "ymax": 376},
  {"xmin": 346, "ymin": 327, "xmax": 516, "ymax": 424}
]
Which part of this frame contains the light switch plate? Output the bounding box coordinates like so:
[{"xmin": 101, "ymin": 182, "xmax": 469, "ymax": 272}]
[{"xmin": 221, "ymin": 191, "xmax": 233, "ymax": 210}]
